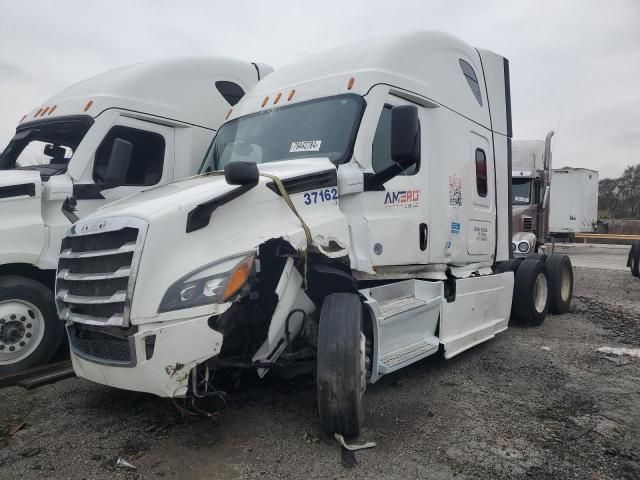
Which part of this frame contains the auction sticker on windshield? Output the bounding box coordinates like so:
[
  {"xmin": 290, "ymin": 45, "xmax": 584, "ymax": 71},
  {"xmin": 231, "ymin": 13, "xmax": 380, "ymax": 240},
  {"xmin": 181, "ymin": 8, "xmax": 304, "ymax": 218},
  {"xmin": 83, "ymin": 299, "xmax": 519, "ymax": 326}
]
[{"xmin": 290, "ymin": 140, "xmax": 322, "ymax": 153}]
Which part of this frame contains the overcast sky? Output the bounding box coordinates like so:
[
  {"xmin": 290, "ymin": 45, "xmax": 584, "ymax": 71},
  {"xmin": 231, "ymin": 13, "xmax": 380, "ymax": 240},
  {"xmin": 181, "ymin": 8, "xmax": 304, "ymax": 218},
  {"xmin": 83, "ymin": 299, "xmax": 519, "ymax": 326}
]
[{"xmin": 1, "ymin": 0, "xmax": 638, "ymax": 178}]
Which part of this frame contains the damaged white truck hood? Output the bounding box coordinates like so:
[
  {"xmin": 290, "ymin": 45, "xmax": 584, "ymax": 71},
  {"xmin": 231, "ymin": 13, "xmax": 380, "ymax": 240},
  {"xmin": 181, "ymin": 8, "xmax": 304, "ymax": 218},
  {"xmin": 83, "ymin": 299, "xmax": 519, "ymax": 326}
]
[{"xmin": 79, "ymin": 159, "xmax": 352, "ymax": 324}]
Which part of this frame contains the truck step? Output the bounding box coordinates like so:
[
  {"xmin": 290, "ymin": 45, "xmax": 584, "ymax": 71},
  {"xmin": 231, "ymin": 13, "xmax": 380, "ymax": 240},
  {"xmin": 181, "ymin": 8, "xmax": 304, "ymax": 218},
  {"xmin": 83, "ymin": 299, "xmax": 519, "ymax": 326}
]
[
  {"xmin": 378, "ymin": 337, "xmax": 439, "ymax": 374},
  {"xmin": 378, "ymin": 296, "xmax": 427, "ymax": 319}
]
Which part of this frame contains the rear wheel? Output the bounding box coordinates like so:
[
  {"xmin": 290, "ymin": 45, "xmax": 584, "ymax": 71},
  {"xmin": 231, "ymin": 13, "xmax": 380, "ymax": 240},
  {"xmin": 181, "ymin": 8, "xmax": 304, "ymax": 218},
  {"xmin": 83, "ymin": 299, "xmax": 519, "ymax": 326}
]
[
  {"xmin": 513, "ymin": 259, "xmax": 549, "ymax": 327},
  {"xmin": 546, "ymin": 255, "xmax": 573, "ymax": 314},
  {"xmin": 317, "ymin": 293, "xmax": 365, "ymax": 438},
  {"xmin": 0, "ymin": 276, "xmax": 64, "ymax": 375},
  {"xmin": 630, "ymin": 241, "xmax": 640, "ymax": 277}
]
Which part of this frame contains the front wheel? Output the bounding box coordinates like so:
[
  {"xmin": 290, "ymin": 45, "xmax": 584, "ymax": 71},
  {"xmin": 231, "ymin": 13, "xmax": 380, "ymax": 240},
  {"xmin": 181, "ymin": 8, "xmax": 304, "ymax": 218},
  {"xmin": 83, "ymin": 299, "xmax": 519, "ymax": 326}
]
[
  {"xmin": 316, "ymin": 293, "xmax": 365, "ymax": 438},
  {"xmin": 0, "ymin": 276, "xmax": 64, "ymax": 375},
  {"xmin": 513, "ymin": 259, "xmax": 549, "ymax": 327}
]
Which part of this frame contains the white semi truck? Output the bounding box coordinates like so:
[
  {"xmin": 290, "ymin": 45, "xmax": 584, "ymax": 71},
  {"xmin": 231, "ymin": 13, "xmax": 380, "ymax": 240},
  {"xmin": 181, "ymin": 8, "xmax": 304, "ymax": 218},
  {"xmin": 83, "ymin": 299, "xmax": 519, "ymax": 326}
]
[
  {"xmin": 56, "ymin": 32, "xmax": 561, "ymax": 437},
  {"xmin": 0, "ymin": 57, "xmax": 272, "ymax": 374}
]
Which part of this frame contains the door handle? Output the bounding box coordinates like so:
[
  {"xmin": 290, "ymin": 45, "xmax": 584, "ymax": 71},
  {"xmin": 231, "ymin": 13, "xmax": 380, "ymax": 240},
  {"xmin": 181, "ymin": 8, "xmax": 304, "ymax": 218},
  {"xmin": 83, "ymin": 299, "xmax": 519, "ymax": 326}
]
[{"xmin": 419, "ymin": 223, "xmax": 428, "ymax": 251}]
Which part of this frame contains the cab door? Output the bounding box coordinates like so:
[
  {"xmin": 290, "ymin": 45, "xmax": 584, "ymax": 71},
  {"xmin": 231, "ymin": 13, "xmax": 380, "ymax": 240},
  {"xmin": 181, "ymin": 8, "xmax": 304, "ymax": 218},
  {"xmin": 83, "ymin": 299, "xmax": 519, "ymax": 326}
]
[
  {"xmin": 465, "ymin": 131, "xmax": 495, "ymax": 259},
  {"xmin": 73, "ymin": 116, "xmax": 175, "ymax": 219},
  {"xmin": 361, "ymin": 94, "xmax": 429, "ymax": 266}
]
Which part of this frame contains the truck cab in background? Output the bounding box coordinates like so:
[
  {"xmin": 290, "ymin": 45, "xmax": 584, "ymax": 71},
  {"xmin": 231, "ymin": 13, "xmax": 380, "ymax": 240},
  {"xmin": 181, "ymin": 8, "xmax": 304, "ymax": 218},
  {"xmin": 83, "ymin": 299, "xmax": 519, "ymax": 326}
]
[
  {"xmin": 0, "ymin": 57, "xmax": 272, "ymax": 374},
  {"xmin": 511, "ymin": 131, "xmax": 574, "ymax": 315},
  {"xmin": 57, "ymin": 32, "xmax": 557, "ymax": 437}
]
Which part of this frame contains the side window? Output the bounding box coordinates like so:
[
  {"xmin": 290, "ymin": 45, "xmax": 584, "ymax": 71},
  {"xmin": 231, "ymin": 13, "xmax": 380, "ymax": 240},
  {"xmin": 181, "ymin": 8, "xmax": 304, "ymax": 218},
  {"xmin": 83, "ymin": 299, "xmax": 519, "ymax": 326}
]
[
  {"xmin": 93, "ymin": 126, "xmax": 165, "ymax": 186},
  {"xmin": 372, "ymin": 105, "xmax": 418, "ymax": 175},
  {"xmin": 459, "ymin": 59, "xmax": 483, "ymax": 106},
  {"xmin": 475, "ymin": 148, "xmax": 488, "ymax": 197},
  {"xmin": 215, "ymin": 81, "xmax": 245, "ymax": 106}
]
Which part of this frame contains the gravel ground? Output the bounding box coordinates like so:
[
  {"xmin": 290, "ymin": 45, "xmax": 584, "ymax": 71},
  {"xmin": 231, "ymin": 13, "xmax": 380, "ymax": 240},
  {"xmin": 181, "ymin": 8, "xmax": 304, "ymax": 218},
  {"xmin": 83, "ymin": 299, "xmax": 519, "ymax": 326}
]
[{"xmin": 0, "ymin": 267, "xmax": 639, "ymax": 480}]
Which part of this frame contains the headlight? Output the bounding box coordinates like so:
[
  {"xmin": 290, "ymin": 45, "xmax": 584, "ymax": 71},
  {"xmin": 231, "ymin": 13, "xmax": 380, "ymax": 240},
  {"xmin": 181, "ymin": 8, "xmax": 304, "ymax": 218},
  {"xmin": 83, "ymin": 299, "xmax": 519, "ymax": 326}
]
[
  {"xmin": 159, "ymin": 253, "xmax": 255, "ymax": 312},
  {"xmin": 512, "ymin": 242, "xmax": 517, "ymax": 252},
  {"xmin": 517, "ymin": 241, "xmax": 530, "ymax": 253}
]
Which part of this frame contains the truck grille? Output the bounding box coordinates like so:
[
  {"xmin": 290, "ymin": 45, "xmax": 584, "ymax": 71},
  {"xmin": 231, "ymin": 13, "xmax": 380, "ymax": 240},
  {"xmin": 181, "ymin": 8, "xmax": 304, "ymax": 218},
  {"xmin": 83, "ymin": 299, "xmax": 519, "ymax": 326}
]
[
  {"xmin": 67, "ymin": 324, "xmax": 136, "ymax": 366},
  {"xmin": 522, "ymin": 216, "xmax": 533, "ymax": 232},
  {"xmin": 56, "ymin": 217, "xmax": 148, "ymax": 327}
]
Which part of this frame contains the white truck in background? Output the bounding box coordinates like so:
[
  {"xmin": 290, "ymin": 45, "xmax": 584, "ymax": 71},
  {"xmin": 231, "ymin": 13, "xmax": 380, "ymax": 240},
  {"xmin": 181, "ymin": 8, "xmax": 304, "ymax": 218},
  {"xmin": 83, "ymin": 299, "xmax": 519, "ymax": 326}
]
[
  {"xmin": 0, "ymin": 57, "xmax": 272, "ymax": 374},
  {"xmin": 511, "ymin": 132, "xmax": 574, "ymax": 313},
  {"xmin": 549, "ymin": 167, "xmax": 599, "ymax": 239},
  {"xmin": 57, "ymin": 32, "xmax": 559, "ymax": 437}
]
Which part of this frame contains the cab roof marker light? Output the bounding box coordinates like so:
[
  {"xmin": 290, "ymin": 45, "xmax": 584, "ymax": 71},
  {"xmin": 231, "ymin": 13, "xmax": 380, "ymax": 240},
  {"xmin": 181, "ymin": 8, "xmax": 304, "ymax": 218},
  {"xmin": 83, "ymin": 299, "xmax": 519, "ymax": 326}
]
[
  {"xmin": 274, "ymin": 92, "xmax": 282, "ymax": 104},
  {"xmin": 41, "ymin": 106, "xmax": 50, "ymax": 116},
  {"xmin": 261, "ymin": 96, "xmax": 269, "ymax": 107},
  {"xmin": 288, "ymin": 89, "xmax": 295, "ymax": 101},
  {"xmin": 225, "ymin": 108, "xmax": 232, "ymax": 120},
  {"xmin": 48, "ymin": 105, "xmax": 57, "ymax": 115},
  {"xmin": 84, "ymin": 100, "xmax": 93, "ymax": 112},
  {"xmin": 19, "ymin": 114, "xmax": 27, "ymax": 123},
  {"xmin": 347, "ymin": 77, "xmax": 355, "ymax": 90},
  {"xmin": 35, "ymin": 107, "xmax": 43, "ymax": 117}
]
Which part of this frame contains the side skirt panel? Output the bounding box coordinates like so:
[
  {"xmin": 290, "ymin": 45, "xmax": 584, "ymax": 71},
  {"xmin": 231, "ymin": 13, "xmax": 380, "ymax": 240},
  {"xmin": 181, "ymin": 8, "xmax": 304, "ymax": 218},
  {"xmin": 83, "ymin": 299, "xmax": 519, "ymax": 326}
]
[{"xmin": 440, "ymin": 272, "xmax": 514, "ymax": 359}]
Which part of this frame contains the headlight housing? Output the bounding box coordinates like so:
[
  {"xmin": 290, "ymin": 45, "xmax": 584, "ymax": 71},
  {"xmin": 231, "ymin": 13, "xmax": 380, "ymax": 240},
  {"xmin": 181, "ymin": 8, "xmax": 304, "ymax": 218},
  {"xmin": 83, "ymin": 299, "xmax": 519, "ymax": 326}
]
[
  {"xmin": 517, "ymin": 241, "xmax": 530, "ymax": 253},
  {"xmin": 159, "ymin": 253, "xmax": 255, "ymax": 312}
]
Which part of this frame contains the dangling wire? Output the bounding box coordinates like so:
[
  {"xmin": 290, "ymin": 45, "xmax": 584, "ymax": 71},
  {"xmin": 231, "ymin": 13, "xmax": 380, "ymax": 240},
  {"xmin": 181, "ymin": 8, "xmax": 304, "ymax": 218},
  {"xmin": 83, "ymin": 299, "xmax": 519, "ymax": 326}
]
[{"xmin": 171, "ymin": 398, "xmax": 199, "ymax": 418}]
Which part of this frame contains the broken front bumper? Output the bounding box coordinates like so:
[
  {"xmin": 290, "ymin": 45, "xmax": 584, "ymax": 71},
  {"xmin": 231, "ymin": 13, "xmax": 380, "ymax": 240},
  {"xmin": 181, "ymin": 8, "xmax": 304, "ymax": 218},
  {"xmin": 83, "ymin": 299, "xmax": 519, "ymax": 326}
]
[{"xmin": 68, "ymin": 315, "xmax": 222, "ymax": 398}]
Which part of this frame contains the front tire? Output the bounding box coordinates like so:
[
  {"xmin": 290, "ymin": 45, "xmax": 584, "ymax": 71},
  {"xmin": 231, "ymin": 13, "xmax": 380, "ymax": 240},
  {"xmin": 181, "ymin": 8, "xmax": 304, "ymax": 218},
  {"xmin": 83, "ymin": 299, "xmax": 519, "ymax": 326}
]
[
  {"xmin": 317, "ymin": 293, "xmax": 365, "ymax": 438},
  {"xmin": 0, "ymin": 276, "xmax": 64, "ymax": 375},
  {"xmin": 546, "ymin": 255, "xmax": 573, "ymax": 314},
  {"xmin": 513, "ymin": 259, "xmax": 549, "ymax": 327}
]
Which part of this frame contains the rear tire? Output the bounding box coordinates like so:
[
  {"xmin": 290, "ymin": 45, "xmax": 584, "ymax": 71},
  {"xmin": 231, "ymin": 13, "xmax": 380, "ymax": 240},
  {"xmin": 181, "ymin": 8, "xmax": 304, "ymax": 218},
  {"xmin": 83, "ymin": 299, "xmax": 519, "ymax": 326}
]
[
  {"xmin": 513, "ymin": 259, "xmax": 549, "ymax": 327},
  {"xmin": 317, "ymin": 293, "xmax": 365, "ymax": 438},
  {"xmin": 495, "ymin": 258, "xmax": 522, "ymax": 274},
  {"xmin": 630, "ymin": 241, "xmax": 640, "ymax": 277},
  {"xmin": 546, "ymin": 255, "xmax": 573, "ymax": 314},
  {"xmin": 0, "ymin": 275, "xmax": 64, "ymax": 375}
]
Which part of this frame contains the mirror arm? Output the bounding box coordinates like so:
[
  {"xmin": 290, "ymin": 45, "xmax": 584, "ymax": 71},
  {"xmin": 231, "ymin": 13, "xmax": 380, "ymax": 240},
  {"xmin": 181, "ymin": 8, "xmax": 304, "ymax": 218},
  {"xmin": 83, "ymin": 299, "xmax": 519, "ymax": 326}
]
[{"xmin": 364, "ymin": 163, "xmax": 404, "ymax": 190}]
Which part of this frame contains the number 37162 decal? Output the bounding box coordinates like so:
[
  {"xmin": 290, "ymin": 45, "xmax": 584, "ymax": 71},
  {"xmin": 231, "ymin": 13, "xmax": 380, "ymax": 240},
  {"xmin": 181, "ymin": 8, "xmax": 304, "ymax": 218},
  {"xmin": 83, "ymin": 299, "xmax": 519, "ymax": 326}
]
[{"xmin": 303, "ymin": 188, "xmax": 339, "ymax": 205}]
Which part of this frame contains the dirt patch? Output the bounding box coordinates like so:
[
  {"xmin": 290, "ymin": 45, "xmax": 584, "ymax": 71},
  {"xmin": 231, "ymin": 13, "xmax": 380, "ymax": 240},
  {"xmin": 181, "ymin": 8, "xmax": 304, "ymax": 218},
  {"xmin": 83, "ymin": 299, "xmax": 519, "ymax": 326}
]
[{"xmin": 0, "ymin": 267, "xmax": 639, "ymax": 479}]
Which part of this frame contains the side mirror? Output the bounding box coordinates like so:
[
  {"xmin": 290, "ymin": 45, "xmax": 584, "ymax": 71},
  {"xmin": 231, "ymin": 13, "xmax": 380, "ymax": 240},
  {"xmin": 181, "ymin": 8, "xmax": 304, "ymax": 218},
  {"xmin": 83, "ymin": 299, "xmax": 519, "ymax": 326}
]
[
  {"xmin": 224, "ymin": 161, "xmax": 259, "ymax": 186},
  {"xmin": 44, "ymin": 144, "xmax": 64, "ymax": 157},
  {"xmin": 365, "ymin": 105, "xmax": 420, "ymax": 189},
  {"xmin": 391, "ymin": 105, "xmax": 420, "ymax": 168},
  {"xmin": 104, "ymin": 138, "xmax": 133, "ymax": 185}
]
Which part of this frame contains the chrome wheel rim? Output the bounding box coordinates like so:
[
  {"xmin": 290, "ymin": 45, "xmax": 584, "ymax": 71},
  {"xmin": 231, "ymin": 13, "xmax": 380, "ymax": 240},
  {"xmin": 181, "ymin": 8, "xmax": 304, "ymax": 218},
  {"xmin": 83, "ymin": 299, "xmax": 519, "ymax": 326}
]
[
  {"xmin": 0, "ymin": 300, "xmax": 45, "ymax": 365},
  {"xmin": 534, "ymin": 273, "xmax": 548, "ymax": 314}
]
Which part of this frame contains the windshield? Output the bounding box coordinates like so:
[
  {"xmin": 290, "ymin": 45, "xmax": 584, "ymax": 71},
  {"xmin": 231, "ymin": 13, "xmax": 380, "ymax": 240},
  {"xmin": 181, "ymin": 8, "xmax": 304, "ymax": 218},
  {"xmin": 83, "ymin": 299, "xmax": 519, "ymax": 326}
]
[
  {"xmin": 199, "ymin": 94, "xmax": 364, "ymax": 173},
  {"xmin": 512, "ymin": 178, "xmax": 532, "ymax": 205},
  {"xmin": 0, "ymin": 116, "xmax": 93, "ymax": 177}
]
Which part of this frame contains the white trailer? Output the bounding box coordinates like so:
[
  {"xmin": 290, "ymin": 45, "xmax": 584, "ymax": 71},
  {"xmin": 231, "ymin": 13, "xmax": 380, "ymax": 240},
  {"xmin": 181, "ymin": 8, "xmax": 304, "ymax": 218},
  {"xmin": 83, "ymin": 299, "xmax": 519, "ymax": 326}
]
[
  {"xmin": 56, "ymin": 32, "xmax": 561, "ymax": 437},
  {"xmin": 549, "ymin": 167, "xmax": 599, "ymax": 237},
  {"xmin": 0, "ymin": 57, "xmax": 271, "ymax": 374}
]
